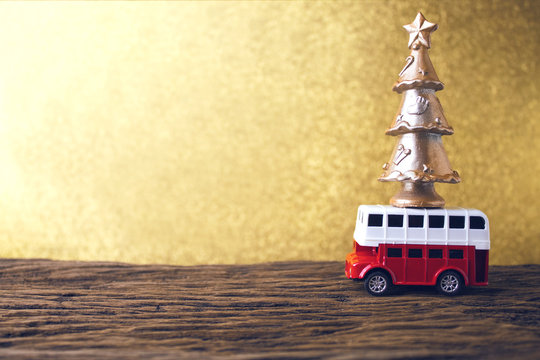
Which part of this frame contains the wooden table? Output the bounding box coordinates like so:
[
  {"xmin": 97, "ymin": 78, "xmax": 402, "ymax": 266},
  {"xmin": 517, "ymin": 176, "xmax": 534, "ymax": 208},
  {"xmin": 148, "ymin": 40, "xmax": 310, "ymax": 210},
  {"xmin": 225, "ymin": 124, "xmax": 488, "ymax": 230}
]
[{"xmin": 0, "ymin": 259, "xmax": 538, "ymax": 359}]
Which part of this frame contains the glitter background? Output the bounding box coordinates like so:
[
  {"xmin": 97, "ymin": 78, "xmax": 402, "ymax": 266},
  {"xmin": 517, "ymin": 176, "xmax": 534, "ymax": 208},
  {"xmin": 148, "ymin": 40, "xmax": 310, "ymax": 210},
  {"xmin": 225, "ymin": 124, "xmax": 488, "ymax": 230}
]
[{"xmin": 0, "ymin": 1, "xmax": 537, "ymax": 265}]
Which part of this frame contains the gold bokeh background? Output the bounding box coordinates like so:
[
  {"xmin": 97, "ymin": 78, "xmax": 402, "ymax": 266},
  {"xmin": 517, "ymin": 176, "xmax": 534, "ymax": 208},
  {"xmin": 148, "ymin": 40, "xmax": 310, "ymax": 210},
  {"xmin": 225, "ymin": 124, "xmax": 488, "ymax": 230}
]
[{"xmin": 0, "ymin": 1, "xmax": 537, "ymax": 265}]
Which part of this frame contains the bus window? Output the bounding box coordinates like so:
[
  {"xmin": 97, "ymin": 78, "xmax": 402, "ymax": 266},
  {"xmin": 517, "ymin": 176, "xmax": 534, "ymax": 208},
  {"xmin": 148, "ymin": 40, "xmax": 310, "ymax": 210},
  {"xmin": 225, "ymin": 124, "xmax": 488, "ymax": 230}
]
[
  {"xmin": 368, "ymin": 214, "xmax": 383, "ymax": 227},
  {"xmin": 470, "ymin": 216, "xmax": 485, "ymax": 229},
  {"xmin": 387, "ymin": 248, "xmax": 402, "ymax": 257},
  {"xmin": 429, "ymin": 249, "xmax": 443, "ymax": 258},
  {"xmin": 408, "ymin": 215, "xmax": 424, "ymax": 228},
  {"xmin": 408, "ymin": 249, "xmax": 422, "ymax": 258},
  {"xmin": 449, "ymin": 249, "xmax": 464, "ymax": 259},
  {"xmin": 388, "ymin": 215, "xmax": 403, "ymax": 227},
  {"xmin": 449, "ymin": 216, "xmax": 465, "ymax": 229},
  {"xmin": 429, "ymin": 215, "xmax": 445, "ymax": 228}
]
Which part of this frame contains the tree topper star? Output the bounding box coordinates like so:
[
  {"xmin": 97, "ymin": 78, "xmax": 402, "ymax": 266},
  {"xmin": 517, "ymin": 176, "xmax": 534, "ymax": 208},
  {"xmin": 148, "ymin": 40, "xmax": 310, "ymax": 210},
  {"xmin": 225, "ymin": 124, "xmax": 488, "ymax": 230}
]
[{"xmin": 403, "ymin": 12, "xmax": 438, "ymax": 49}]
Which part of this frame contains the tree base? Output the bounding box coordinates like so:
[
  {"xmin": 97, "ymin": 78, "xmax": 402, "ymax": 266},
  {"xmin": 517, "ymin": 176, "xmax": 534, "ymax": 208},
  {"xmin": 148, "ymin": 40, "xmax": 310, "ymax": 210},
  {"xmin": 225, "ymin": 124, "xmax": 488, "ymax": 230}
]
[{"xmin": 390, "ymin": 182, "xmax": 445, "ymax": 208}]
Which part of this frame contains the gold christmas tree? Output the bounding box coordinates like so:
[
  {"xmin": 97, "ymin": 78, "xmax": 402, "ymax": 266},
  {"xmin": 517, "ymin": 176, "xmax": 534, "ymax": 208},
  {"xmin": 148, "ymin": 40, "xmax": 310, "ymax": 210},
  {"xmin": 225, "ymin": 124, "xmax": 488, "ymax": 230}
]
[{"xmin": 379, "ymin": 12, "xmax": 460, "ymax": 208}]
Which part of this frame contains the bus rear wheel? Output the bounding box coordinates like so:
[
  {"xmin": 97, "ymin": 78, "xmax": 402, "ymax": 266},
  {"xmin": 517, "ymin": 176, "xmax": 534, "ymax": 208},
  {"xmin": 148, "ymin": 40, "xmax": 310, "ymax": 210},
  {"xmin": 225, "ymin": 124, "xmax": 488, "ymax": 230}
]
[
  {"xmin": 437, "ymin": 270, "xmax": 463, "ymax": 296},
  {"xmin": 365, "ymin": 271, "xmax": 392, "ymax": 296}
]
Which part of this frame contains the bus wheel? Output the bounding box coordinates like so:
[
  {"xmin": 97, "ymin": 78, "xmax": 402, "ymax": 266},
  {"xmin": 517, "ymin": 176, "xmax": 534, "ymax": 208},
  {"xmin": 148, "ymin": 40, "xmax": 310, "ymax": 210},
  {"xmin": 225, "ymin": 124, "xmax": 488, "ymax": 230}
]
[
  {"xmin": 365, "ymin": 271, "xmax": 392, "ymax": 296},
  {"xmin": 437, "ymin": 270, "xmax": 463, "ymax": 296}
]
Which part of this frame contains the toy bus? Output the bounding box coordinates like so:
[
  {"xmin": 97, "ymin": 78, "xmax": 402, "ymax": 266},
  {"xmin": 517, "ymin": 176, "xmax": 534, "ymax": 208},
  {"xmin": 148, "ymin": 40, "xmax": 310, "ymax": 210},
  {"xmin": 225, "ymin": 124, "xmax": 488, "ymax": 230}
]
[{"xmin": 345, "ymin": 205, "xmax": 490, "ymax": 296}]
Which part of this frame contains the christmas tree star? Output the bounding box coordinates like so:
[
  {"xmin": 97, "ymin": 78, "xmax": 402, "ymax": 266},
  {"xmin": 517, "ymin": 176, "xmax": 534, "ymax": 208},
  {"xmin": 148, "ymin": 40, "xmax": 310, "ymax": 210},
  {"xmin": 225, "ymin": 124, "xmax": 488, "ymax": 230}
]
[{"xmin": 403, "ymin": 12, "xmax": 438, "ymax": 49}]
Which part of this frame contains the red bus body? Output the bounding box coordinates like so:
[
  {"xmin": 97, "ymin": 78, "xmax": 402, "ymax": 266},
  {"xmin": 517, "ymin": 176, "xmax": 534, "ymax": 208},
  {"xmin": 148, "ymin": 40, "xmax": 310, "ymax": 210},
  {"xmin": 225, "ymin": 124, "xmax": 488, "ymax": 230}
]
[{"xmin": 346, "ymin": 243, "xmax": 489, "ymax": 286}]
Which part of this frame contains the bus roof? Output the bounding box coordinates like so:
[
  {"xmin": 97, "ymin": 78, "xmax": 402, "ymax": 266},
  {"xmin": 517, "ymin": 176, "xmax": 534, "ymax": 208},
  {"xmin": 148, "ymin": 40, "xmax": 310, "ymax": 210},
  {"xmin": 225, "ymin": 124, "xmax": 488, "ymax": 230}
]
[
  {"xmin": 357, "ymin": 205, "xmax": 488, "ymax": 218},
  {"xmin": 354, "ymin": 205, "xmax": 490, "ymax": 250}
]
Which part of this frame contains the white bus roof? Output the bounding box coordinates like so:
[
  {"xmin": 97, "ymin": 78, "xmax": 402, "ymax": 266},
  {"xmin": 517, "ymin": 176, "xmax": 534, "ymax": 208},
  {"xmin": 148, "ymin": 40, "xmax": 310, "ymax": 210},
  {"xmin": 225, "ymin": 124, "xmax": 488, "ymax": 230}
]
[
  {"xmin": 357, "ymin": 205, "xmax": 488, "ymax": 218},
  {"xmin": 354, "ymin": 205, "xmax": 490, "ymax": 250}
]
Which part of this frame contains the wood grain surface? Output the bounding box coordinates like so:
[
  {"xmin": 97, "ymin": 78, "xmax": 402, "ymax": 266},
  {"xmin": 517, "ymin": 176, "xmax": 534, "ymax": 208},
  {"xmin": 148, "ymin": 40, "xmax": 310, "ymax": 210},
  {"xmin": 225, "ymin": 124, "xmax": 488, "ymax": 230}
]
[{"xmin": 0, "ymin": 259, "xmax": 538, "ymax": 359}]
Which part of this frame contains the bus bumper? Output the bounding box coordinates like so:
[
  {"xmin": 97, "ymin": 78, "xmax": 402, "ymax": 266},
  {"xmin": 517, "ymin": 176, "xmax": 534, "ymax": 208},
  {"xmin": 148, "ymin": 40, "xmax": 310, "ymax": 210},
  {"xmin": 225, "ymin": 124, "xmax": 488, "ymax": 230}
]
[{"xmin": 345, "ymin": 252, "xmax": 369, "ymax": 279}]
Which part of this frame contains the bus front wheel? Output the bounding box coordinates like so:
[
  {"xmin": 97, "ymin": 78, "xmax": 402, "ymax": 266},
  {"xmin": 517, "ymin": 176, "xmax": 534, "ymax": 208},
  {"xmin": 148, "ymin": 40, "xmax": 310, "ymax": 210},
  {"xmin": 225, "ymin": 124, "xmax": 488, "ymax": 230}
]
[
  {"xmin": 365, "ymin": 271, "xmax": 392, "ymax": 296},
  {"xmin": 437, "ymin": 270, "xmax": 463, "ymax": 296}
]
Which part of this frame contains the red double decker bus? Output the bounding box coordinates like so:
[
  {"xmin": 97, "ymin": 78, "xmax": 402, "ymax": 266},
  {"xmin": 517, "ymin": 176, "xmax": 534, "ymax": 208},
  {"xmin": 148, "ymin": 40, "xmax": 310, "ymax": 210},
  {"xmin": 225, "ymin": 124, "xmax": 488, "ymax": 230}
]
[{"xmin": 345, "ymin": 205, "xmax": 490, "ymax": 296}]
